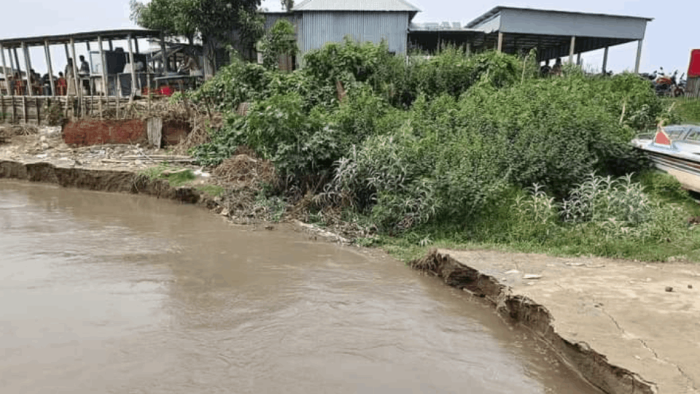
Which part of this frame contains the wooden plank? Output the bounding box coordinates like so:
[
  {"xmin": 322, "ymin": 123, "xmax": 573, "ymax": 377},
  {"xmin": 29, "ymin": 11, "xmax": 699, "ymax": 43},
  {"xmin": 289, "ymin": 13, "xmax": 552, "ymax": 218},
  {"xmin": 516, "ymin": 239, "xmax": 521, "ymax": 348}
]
[
  {"xmin": 147, "ymin": 117, "xmax": 162, "ymax": 148},
  {"xmin": 44, "ymin": 40, "xmax": 56, "ymax": 97}
]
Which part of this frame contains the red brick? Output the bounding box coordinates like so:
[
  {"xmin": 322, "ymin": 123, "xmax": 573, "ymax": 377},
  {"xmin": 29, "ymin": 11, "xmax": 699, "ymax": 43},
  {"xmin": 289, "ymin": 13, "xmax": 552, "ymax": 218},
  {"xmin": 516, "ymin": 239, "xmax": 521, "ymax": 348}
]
[{"xmin": 63, "ymin": 119, "xmax": 147, "ymax": 147}]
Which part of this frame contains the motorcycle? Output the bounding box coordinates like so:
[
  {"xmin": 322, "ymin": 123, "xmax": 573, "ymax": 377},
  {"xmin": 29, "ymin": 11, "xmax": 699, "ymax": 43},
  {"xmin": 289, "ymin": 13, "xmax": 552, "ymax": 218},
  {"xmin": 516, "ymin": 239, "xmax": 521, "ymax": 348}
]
[
  {"xmin": 675, "ymin": 73, "xmax": 687, "ymax": 97},
  {"xmin": 653, "ymin": 68, "xmax": 681, "ymax": 97}
]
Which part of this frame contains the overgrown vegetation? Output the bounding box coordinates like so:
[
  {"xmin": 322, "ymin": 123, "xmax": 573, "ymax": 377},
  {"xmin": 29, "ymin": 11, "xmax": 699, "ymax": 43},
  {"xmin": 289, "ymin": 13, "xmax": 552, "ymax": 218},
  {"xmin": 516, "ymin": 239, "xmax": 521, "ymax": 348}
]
[
  {"xmin": 669, "ymin": 98, "xmax": 700, "ymax": 124},
  {"xmin": 188, "ymin": 38, "xmax": 699, "ymax": 262},
  {"xmin": 138, "ymin": 164, "xmax": 196, "ymax": 187}
]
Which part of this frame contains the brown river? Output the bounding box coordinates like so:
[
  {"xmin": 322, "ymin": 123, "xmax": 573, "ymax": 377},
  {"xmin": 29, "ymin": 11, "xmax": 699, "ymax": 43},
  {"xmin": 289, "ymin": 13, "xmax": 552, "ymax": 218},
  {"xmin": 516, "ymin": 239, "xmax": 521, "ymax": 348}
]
[{"xmin": 0, "ymin": 180, "xmax": 601, "ymax": 394}]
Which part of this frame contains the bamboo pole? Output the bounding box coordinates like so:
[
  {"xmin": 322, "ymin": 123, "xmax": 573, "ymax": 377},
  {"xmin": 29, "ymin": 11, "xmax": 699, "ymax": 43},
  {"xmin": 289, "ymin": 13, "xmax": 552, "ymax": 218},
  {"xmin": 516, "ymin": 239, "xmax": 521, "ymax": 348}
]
[
  {"xmin": 116, "ymin": 76, "xmax": 121, "ymax": 118},
  {"xmin": 0, "ymin": 44, "xmax": 8, "ymax": 97},
  {"xmin": 569, "ymin": 36, "xmax": 576, "ymax": 65},
  {"xmin": 160, "ymin": 33, "xmax": 168, "ymax": 72},
  {"xmin": 6, "ymin": 46, "xmax": 16, "ymax": 98},
  {"xmin": 12, "ymin": 48, "xmax": 20, "ymax": 81},
  {"xmin": 70, "ymin": 38, "xmax": 81, "ymax": 117},
  {"xmin": 98, "ymin": 36, "xmax": 108, "ymax": 97},
  {"xmin": 44, "ymin": 40, "xmax": 56, "ymax": 97},
  {"xmin": 21, "ymin": 43, "xmax": 33, "ymax": 97},
  {"xmin": 602, "ymin": 46, "xmax": 609, "ymax": 74},
  {"xmin": 127, "ymin": 34, "xmax": 137, "ymax": 103}
]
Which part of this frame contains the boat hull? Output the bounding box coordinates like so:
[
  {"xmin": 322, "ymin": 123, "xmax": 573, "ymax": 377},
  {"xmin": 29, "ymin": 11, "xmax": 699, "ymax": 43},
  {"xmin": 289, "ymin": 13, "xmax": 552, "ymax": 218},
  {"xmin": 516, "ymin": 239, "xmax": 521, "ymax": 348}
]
[{"xmin": 642, "ymin": 149, "xmax": 700, "ymax": 193}]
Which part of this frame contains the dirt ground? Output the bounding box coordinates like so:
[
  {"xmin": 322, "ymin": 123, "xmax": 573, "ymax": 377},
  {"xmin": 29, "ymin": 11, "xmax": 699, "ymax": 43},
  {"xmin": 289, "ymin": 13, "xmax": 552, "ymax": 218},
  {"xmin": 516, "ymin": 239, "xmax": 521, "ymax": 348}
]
[
  {"xmin": 0, "ymin": 125, "xmax": 197, "ymax": 172},
  {"xmin": 435, "ymin": 248, "xmax": 699, "ymax": 394}
]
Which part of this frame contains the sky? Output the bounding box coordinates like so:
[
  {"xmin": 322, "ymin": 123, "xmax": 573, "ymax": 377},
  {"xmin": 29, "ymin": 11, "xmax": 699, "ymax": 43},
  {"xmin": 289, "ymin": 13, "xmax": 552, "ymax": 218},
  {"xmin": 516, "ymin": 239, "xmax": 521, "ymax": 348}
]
[{"xmin": 1, "ymin": 0, "xmax": 698, "ymax": 77}]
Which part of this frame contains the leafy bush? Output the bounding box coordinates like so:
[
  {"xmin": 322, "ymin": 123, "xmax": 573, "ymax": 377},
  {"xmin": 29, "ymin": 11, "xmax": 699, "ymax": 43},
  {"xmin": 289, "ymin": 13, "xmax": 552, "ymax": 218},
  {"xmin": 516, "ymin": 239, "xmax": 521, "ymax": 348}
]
[
  {"xmin": 259, "ymin": 19, "xmax": 297, "ymax": 70},
  {"xmin": 191, "ymin": 57, "xmax": 270, "ymax": 111},
  {"xmin": 561, "ymin": 173, "xmax": 652, "ymax": 225}
]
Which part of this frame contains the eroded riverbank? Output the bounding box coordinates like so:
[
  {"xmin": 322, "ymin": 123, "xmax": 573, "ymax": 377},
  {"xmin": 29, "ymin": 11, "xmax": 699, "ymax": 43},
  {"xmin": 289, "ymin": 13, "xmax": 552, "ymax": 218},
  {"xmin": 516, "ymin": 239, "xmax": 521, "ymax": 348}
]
[
  {"xmin": 412, "ymin": 249, "xmax": 700, "ymax": 394},
  {"xmin": 0, "ymin": 180, "xmax": 600, "ymax": 393}
]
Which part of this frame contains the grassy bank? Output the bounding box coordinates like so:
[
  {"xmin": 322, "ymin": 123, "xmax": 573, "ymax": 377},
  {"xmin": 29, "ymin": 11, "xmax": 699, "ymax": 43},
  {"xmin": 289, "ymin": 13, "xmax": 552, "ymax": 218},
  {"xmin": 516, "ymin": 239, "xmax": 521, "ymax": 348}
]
[
  {"xmin": 668, "ymin": 97, "xmax": 700, "ymax": 123},
  {"xmin": 184, "ymin": 28, "xmax": 699, "ymax": 263}
]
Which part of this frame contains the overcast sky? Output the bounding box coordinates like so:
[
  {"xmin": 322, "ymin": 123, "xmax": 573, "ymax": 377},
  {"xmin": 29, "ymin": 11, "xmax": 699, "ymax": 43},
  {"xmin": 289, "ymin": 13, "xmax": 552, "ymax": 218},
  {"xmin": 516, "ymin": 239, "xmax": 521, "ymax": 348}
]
[{"xmin": 1, "ymin": 0, "xmax": 697, "ymax": 77}]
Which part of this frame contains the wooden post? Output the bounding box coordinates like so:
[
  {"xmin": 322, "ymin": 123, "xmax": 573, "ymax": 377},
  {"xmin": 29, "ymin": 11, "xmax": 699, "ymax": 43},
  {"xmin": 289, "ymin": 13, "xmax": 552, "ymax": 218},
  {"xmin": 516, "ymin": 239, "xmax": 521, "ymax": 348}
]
[
  {"xmin": 116, "ymin": 76, "xmax": 121, "ymax": 118},
  {"xmin": 569, "ymin": 36, "xmax": 576, "ymax": 64},
  {"xmin": 97, "ymin": 36, "xmax": 108, "ymax": 97},
  {"xmin": 577, "ymin": 52, "xmax": 582, "ymax": 66},
  {"xmin": 134, "ymin": 38, "xmax": 140, "ymax": 54},
  {"xmin": 147, "ymin": 67, "xmax": 151, "ymax": 115},
  {"xmin": 21, "ymin": 43, "xmax": 33, "ymax": 97},
  {"xmin": 108, "ymin": 40, "xmax": 113, "ymax": 51},
  {"xmin": 70, "ymin": 38, "xmax": 82, "ymax": 116},
  {"xmin": 86, "ymin": 41, "xmax": 91, "ymax": 51},
  {"xmin": 160, "ymin": 33, "xmax": 168, "ymax": 73},
  {"xmin": 635, "ymin": 39, "xmax": 643, "ymax": 74},
  {"xmin": 6, "ymin": 46, "xmax": 16, "ymax": 97},
  {"xmin": 466, "ymin": 42, "xmax": 471, "ymax": 57},
  {"xmin": 64, "ymin": 43, "xmax": 70, "ymax": 64},
  {"xmin": 98, "ymin": 36, "xmax": 107, "ymax": 119},
  {"xmin": 44, "ymin": 40, "xmax": 56, "ymax": 97},
  {"xmin": 127, "ymin": 34, "xmax": 137, "ymax": 100},
  {"xmin": 497, "ymin": 32, "xmax": 503, "ymax": 52},
  {"xmin": 0, "ymin": 45, "xmax": 8, "ymax": 97},
  {"xmin": 12, "ymin": 48, "xmax": 20, "ymax": 79},
  {"xmin": 602, "ymin": 46, "xmax": 609, "ymax": 74},
  {"xmin": 0, "ymin": 46, "xmax": 5, "ymax": 121},
  {"xmin": 22, "ymin": 96, "xmax": 27, "ymax": 123}
]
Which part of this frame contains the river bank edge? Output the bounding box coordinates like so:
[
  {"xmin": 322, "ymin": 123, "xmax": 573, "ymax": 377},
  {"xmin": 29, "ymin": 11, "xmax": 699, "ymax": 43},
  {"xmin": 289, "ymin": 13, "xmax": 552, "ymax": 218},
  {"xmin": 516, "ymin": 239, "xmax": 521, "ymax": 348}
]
[{"xmin": 2, "ymin": 158, "xmax": 692, "ymax": 394}]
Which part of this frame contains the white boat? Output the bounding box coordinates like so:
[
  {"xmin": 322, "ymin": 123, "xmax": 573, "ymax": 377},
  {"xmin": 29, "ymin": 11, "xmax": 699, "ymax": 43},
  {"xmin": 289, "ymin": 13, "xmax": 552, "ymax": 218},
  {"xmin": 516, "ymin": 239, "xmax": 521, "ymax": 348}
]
[{"xmin": 631, "ymin": 125, "xmax": 700, "ymax": 193}]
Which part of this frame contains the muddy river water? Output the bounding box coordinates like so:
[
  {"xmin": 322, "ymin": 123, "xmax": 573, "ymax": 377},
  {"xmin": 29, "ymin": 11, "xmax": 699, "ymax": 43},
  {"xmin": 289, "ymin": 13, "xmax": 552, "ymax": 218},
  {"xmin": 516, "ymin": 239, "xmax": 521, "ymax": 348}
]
[{"xmin": 0, "ymin": 180, "xmax": 601, "ymax": 394}]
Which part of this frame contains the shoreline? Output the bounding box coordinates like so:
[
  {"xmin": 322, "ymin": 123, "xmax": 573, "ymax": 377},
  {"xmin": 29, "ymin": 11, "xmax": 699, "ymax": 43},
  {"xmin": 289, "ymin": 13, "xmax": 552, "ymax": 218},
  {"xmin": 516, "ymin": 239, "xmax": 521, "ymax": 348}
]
[
  {"xmin": 411, "ymin": 249, "xmax": 699, "ymax": 394},
  {"xmin": 2, "ymin": 157, "xmax": 697, "ymax": 394}
]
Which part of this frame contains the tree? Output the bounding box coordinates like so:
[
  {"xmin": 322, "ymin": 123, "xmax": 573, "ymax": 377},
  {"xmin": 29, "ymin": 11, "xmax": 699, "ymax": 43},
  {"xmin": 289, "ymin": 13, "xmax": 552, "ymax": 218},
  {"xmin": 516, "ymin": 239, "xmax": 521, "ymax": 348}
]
[
  {"xmin": 259, "ymin": 19, "xmax": 297, "ymax": 70},
  {"xmin": 281, "ymin": 0, "xmax": 294, "ymax": 12},
  {"xmin": 130, "ymin": 0, "xmax": 262, "ymax": 46}
]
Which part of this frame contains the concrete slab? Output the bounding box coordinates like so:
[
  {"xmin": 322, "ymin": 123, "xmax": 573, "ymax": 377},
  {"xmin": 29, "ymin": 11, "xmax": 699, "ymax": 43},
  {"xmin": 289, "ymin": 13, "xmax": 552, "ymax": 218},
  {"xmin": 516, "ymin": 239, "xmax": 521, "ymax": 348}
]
[{"xmin": 431, "ymin": 249, "xmax": 700, "ymax": 394}]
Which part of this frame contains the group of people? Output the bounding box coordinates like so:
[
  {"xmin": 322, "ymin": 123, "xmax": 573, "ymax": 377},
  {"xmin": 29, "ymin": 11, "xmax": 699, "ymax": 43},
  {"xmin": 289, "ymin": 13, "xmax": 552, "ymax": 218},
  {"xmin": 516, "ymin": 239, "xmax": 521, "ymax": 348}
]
[
  {"xmin": 540, "ymin": 58, "xmax": 563, "ymax": 77},
  {"xmin": 1, "ymin": 55, "xmax": 90, "ymax": 96}
]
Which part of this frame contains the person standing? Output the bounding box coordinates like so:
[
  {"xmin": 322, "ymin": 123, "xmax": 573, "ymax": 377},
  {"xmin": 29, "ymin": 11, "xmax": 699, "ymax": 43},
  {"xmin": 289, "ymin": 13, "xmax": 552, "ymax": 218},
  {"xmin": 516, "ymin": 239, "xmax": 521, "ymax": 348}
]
[
  {"xmin": 57, "ymin": 72, "xmax": 67, "ymax": 96},
  {"xmin": 65, "ymin": 58, "xmax": 76, "ymax": 96},
  {"xmin": 79, "ymin": 55, "xmax": 90, "ymax": 94}
]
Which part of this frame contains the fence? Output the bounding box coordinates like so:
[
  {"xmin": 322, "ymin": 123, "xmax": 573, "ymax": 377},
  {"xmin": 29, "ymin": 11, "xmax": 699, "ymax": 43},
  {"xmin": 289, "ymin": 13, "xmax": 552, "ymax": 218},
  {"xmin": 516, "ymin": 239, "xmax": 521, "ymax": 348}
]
[
  {"xmin": 0, "ymin": 95, "xmax": 131, "ymax": 125},
  {"xmin": 686, "ymin": 77, "xmax": 700, "ymax": 99}
]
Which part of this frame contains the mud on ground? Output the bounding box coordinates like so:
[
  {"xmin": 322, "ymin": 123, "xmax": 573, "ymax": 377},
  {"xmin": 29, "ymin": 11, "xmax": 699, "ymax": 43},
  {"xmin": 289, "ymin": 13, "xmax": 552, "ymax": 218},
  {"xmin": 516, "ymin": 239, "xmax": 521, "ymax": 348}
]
[{"xmin": 412, "ymin": 249, "xmax": 700, "ymax": 394}]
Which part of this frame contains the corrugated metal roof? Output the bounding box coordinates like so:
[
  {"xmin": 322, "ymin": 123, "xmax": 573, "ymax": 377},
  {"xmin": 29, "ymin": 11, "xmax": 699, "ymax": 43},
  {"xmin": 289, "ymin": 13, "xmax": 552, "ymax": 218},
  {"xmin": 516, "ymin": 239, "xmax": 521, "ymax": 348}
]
[
  {"xmin": 293, "ymin": 0, "xmax": 420, "ymax": 12},
  {"xmin": 466, "ymin": 6, "xmax": 653, "ymax": 28}
]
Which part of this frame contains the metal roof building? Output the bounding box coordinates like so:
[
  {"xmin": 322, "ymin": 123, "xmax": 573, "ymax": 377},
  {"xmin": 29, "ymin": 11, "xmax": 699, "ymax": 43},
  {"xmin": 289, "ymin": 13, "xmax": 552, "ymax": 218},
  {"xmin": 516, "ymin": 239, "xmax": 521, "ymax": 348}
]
[
  {"xmin": 464, "ymin": 6, "xmax": 652, "ymax": 72},
  {"xmin": 259, "ymin": 1, "xmax": 652, "ymax": 73},
  {"xmin": 291, "ymin": 0, "xmax": 420, "ymax": 55}
]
